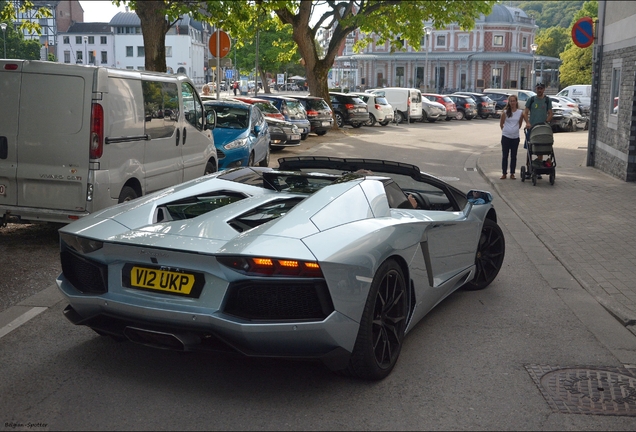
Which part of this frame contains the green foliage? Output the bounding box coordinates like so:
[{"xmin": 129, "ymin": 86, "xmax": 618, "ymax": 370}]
[
  {"xmin": 535, "ymin": 27, "xmax": 569, "ymax": 58},
  {"xmin": 0, "ymin": 0, "xmax": 52, "ymax": 35},
  {"xmin": 513, "ymin": 1, "xmax": 585, "ymax": 28},
  {"xmin": 0, "ymin": 18, "xmax": 43, "ymax": 59}
]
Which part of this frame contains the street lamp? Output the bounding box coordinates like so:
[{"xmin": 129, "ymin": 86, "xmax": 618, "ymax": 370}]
[
  {"xmin": 424, "ymin": 26, "xmax": 432, "ymax": 92},
  {"xmin": 531, "ymin": 43, "xmax": 538, "ymax": 89},
  {"xmin": 1, "ymin": 23, "xmax": 7, "ymax": 59},
  {"xmin": 83, "ymin": 36, "xmax": 88, "ymax": 64}
]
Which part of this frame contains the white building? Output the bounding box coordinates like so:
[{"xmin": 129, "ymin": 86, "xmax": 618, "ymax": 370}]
[
  {"xmin": 109, "ymin": 12, "xmax": 207, "ymax": 85},
  {"xmin": 57, "ymin": 22, "xmax": 115, "ymax": 66}
]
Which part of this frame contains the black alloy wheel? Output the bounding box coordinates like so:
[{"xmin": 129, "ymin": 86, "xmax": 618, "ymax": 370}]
[
  {"xmin": 342, "ymin": 259, "xmax": 407, "ymax": 380},
  {"xmin": 463, "ymin": 219, "xmax": 505, "ymax": 291},
  {"xmin": 366, "ymin": 114, "xmax": 377, "ymax": 126}
]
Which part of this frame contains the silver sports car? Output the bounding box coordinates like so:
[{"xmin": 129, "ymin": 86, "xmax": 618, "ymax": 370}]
[{"xmin": 56, "ymin": 157, "xmax": 505, "ymax": 380}]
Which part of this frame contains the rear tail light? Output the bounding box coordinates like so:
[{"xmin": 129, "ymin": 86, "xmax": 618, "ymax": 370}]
[
  {"xmin": 90, "ymin": 103, "xmax": 104, "ymax": 159},
  {"xmin": 306, "ymin": 109, "xmax": 318, "ymax": 117},
  {"xmin": 465, "ymin": 103, "xmax": 470, "ymax": 108},
  {"xmin": 345, "ymin": 103, "xmax": 354, "ymax": 110},
  {"xmin": 217, "ymin": 256, "xmax": 324, "ymax": 278},
  {"xmin": 481, "ymin": 101, "xmax": 488, "ymax": 107},
  {"xmin": 4, "ymin": 63, "xmax": 19, "ymax": 70},
  {"xmin": 375, "ymin": 104, "xmax": 381, "ymax": 110}
]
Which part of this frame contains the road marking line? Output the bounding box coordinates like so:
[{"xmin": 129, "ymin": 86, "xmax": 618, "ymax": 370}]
[{"xmin": 0, "ymin": 307, "xmax": 47, "ymax": 339}]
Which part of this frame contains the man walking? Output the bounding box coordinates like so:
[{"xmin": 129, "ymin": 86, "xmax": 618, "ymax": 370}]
[{"xmin": 524, "ymin": 82, "xmax": 553, "ymax": 177}]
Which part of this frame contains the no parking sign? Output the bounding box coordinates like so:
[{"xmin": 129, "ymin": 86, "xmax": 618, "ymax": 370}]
[{"xmin": 572, "ymin": 17, "xmax": 594, "ymax": 48}]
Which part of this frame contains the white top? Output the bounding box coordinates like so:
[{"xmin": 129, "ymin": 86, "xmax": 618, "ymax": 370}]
[{"xmin": 502, "ymin": 109, "xmax": 523, "ymax": 139}]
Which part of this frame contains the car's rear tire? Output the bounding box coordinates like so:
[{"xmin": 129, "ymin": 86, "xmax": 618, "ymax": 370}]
[
  {"xmin": 455, "ymin": 110, "xmax": 464, "ymax": 120},
  {"xmin": 421, "ymin": 111, "xmax": 428, "ymax": 123},
  {"xmin": 301, "ymin": 133, "xmax": 308, "ymax": 140},
  {"xmin": 366, "ymin": 114, "xmax": 376, "ymax": 127},
  {"xmin": 352, "ymin": 122, "xmax": 362, "ymax": 128},
  {"xmin": 316, "ymin": 130, "xmax": 327, "ymax": 136},
  {"xmin": 379, "ymin": 120, "xmax": 390, "ymax": 126},
  {"xmin": 463, "ymin": 219, "xmax": 505, "ymax": 291},
  {"xmin": 480, "ymin": 114, "xmax": 489, "ymax": 119},
  {"xmin": 445, "ymin": 117, "xmax": 452, "ymax": 121},
  {"xmin": 339, "ymin": 259, "xmax": 407, "ymax": 380},
  {"xmin": 118, "ymin": 186, "xmax": 138, "ymax": 203}
]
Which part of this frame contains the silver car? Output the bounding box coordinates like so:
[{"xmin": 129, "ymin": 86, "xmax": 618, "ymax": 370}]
[
  {"xmin": 421, "ymin": 98, "xmax": 447, "ymax": 123},
  {"xmin": 56, "ymin": 157, "xmax": 505, "ymax": 380}
]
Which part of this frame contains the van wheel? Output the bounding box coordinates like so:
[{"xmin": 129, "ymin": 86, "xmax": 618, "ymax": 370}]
[
  {"xmin": 118, "ymin": 186, "xmax": 138, "ymax": 203},
  {"xmin": 394, "ymin": 111, "xmax": 404, "ymax": 124},
  {"xmin": 205, "ymin": 161, "xmax": 216, "ymax": 175}
]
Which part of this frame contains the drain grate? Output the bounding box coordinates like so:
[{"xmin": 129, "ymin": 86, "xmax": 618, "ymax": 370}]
[{"xmin": 526, "ymin": 365, "xmax": 636, "ymax": 416}]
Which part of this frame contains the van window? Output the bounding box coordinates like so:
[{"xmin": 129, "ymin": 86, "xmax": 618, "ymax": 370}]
[
  {"xmin": 181, "ymin": 82, "xmax": 204, "ymax": 130},
  {"xmin": 411, "ymin": 92, "xmax": 421, "ymax": 103},
  {"xmin": 142, "ymin": 81, "xmax": 179, "ymax": 139}
]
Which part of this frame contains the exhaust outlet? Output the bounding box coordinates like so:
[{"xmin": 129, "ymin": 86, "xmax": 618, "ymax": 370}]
[{"xmin": 123, "ymin": 327, "xmax": 199, "ymax": 351}]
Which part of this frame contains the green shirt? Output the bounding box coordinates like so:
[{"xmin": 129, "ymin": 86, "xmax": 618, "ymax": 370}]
[{"xmin": 526, "ymin": 95, "xmax": 552, "ymax": 126}]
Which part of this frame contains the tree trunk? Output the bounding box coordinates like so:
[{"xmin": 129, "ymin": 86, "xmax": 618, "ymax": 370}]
[{"xmin": 135, "ymin": 1, "xmax": 170, "ymax": 72}]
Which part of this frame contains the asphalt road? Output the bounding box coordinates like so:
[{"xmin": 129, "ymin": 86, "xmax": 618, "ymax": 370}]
[{"xmin": 1, "ymin": 118, "xmax": 634, "ymax": 430}]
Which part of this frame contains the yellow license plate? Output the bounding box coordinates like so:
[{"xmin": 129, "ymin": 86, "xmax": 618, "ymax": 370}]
[{"xmin": 124, "ymin": 264, "xmax": 203, "ymax": 297}]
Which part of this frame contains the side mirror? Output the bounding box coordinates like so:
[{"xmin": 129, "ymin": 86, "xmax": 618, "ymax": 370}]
[
  {"xmin": 467, "ymin": 190, "xmax": 492, "ymax": 205},
  {"xmin": 253, "ymin": 124, "xmax": 262, "ymax": 135},
  {"xmin": 205, "ymin": 111, "xmax": 216, "ymax": 131}
]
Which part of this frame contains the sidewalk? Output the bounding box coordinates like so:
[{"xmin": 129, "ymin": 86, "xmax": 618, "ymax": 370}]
[{"xmin": 477, "ymin": 129, "xmax": 636, "ymax": 333}]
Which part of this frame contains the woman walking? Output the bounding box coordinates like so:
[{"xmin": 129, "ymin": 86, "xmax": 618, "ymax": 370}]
[{"xmin": 499, "ymin": 95, "xmax": 524, "ymax": 179}]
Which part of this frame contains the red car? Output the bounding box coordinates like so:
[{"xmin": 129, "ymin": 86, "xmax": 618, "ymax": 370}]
[
  {"xmin": 421, "ymin": 93, "xmax": 457, "ymax": 121},
  {"xmin": 231, "ymin": 96, "xmax": 285, "ymax": 121}
]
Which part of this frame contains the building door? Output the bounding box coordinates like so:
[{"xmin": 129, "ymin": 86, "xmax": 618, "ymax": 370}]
[
  {"xmin": 435, "ymin": 66, "xmax": 445, "ymax": 93},
  {"xmin": 415, "ymin": 66, "xmax": 424, "ymax": 88},
  {"xmin": 395, "ymin": 66, "xmax": 404, "ymax": 87},
  {"xmin": 377, "ymin": 72, "xmax": 383, "ymax": 87}
]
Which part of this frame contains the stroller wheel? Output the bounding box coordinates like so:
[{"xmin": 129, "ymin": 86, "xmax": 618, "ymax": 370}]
[
  {"xmin": 520, "ymin": 166, "xmax": 526, "ymax": 182},
  {"xmin": 550, "ymin": 171, "xmax": 555, "ymax": 185},
  {"xmin": 532, "ymin": 172, "xmax": 537, "ymax": 186}
]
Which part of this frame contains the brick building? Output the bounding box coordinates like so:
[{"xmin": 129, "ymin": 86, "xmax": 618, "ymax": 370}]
[{"xmin": 330, "ymin": 4, "xmax": 561, "ymax": 93}]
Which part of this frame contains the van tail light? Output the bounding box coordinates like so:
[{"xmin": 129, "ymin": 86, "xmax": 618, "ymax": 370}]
[
  {"xmin": 345, "ymin": 103, "xmax": 355, "ymax": 110},
  {"xmin": 4, "ymin": 63, "xmax": 19, "ymax": 70},
  {"xmin": 90, "ymin": 103, "xmax": 104, "ymax": 159}
]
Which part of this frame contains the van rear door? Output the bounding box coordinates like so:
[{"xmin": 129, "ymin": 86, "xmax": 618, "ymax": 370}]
[
  {"xmin": 16, "ymin": 63, "xmax": 92, "ymax": 213},
  {"xmin": 0, "ymin": 60, "xmax": 23, "ymax": 207}
]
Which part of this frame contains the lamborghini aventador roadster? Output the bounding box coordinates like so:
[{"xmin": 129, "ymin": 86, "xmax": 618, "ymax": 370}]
[{"xmin": 56, "ymin": 157, "xmax": 505, "ymax": 380}]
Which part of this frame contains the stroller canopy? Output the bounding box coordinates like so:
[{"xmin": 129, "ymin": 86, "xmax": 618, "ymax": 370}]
[{"xmin": 530, "ymin": 124, "xmax": 554, "ymax": 144}]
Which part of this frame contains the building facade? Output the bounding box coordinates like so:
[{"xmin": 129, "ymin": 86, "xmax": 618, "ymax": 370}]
[
  {"xmin": 57, "ymin": 22, "xmax": 114, "ymax": 66},
  {"xmin": 588, "ymin": 1, "xmax": 636, "ymax": 181},
  {"xmin": 331, "ymin": 4, "xmax": 561, "ymax": 93},
  {"xmin": 109, "ymin": 12, "xmax": 207, "ymax": 85},
  {"xmin": 13, "ymin": 0, "xmax": 83, "ymax": 60}
]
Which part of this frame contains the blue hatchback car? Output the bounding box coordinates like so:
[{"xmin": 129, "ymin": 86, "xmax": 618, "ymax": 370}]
[{"xmin": 203, "ymin": 100, "xmax": 270, "ymax": 169}]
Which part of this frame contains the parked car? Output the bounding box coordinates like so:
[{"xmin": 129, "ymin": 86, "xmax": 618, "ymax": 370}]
[
  {"xmin": 446, "ymin": 94, "xmax": 478, "ymax": 120},
  {"xmin": 421, "ymin": 97, "xmax": 446, "ymax": 123},
  {"xmin": 56, "ymin": 156, "xmax": 505, "ymax": 380},
  {"xmin": 231, "ymin": 96, "xmax": 286, "ymax": 121},
  {"xmin": 203, "ymin": 100, "xmax": 270, "ymax": 169},
  {"xmin": 551, "ymin": 96, "xmax": 581, "ymax": 114},
  {"xmin": 257, "ymin": 95, "xmax": 312, "ymax": 140},
  {"xmin": 483, "ymin": 92, "xmax": 510, "ymax": 118},
  {"xmin": 556, "ymin": 85, "xmax": 591, "ymax": 113},
  {"xmin": 368, "ymin": 87, "xmax": 423, "ymax": 123},
  {"xmin": 265, "ymin": 117, "xmax": 301, "ymax": 150},
  {"xmin": 350, "ymin": 92, "xmax": 394, "ymax": 126},
  {"xmin": 483, "ymin": 88, "xmax": 536, "ymax": 110},
  {"xmin": 329, "ymin": 92, "xmax": 370, "ymax": 128},
  {"xmin": 550, "ymin": 107, "xmax": 585, "ymax": 133},
  {"xmin": 453, "ymin": 92, "xmax": 495, "ymax": 119},
  {"xmin": 288, "ymin": 95, "xmax": 334, "ymax": 135},
  {"xmin": 422, "ymin": 93, "xmax": 457, "ymax": 121}
]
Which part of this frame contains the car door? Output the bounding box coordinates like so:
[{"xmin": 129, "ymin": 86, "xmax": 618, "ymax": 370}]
[
  {"xmin": 180, "ymin": 81, "xmax": 214, "ymax": 180},
  {"xmin": 142, "ymin": 80, "xmax": 183, "ymax": 193},
  {"xmin": 250, "ymin": 106, "xmax": 268, "ymax": 163}
]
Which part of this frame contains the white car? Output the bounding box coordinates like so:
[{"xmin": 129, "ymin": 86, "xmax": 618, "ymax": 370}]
[{"xmin": 350, "ymin": 92, "xmax": 394, "ymax": 126}]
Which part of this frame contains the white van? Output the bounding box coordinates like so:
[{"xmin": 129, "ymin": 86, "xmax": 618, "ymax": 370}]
[
  {"xmin": 556, "ymin": 85, "xmax": 591, "ymax": 110},
  {"xmin": 483, "ymin": 88, "xmax": 536, "ymax": 110},
  {"xmin": 0, "ymin": 60, "xmax": 217, "ymax": 225},
  {"xmin": 369, "ymin": 87, "xmax": 423, "ymax": 123}
]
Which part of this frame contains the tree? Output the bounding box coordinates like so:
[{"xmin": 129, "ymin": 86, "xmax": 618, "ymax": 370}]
[
  {"xmin": 535, "ymin": 27, "xmax": 569, "ymax": 58},
  {"xmin": 558, "ymin": 0, "xmax": 597, "ymax": 87},
  {"xmin": 271, "ymin": 1, "xmax": 495, "ymax": 102},
  {"xmin": 1, "ymin": 0, "xmax": 52, "ymax": 35}
]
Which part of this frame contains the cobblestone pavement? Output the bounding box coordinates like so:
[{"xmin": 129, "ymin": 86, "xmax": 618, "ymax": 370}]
[{"xmin": 477, "ymin": 127, "xmax": 636, "ymax": 335}]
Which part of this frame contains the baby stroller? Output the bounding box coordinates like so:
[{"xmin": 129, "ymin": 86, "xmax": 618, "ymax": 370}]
[{"xmin": 520, "ymin": 123, "xmax": 556, "ymax": 186}]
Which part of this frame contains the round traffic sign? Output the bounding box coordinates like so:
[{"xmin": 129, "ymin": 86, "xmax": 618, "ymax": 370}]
[
  {"xmin": 209, "ymin": 30, "xmax": 231, "ymax": 58},
  {"xmin": 572, "ymin": 17, "xmax": 594, "ymax": 48}
]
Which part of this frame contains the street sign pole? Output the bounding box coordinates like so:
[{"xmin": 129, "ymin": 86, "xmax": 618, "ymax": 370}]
[{"xmin": 216, "ymin": 27, "xmax": 220, "ymax": 99}]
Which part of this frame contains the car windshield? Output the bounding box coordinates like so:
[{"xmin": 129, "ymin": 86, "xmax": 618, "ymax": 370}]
[
  {"xmin": 254, "ymin": 102, "xmax": 280, "ymax": 115},
  {"xmin": 285, "ymin": 101, "xmax": 306, "ymax": 117},
  {"xmin": 206, "ymin": 105, "xmax": 249, "ymax": 129}
]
